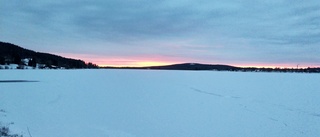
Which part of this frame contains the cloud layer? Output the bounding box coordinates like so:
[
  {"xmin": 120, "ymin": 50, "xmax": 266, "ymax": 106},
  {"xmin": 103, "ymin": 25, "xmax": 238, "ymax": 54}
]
[{"xmin": 1, "ymin": 0, "xmax": 319, "ymax": 67}]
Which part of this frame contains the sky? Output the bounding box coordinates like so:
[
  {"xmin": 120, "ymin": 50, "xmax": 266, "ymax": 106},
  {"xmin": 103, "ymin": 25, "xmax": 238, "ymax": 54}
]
[{"xmin": 0, "ymin": 0, "xmax": 319, "ymax": 67}]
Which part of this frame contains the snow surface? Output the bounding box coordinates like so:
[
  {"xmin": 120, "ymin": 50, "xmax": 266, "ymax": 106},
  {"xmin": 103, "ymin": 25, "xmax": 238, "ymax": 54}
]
[{"xmin": 0, "ymin": 70, "xmax": 320, "ymax": 137}]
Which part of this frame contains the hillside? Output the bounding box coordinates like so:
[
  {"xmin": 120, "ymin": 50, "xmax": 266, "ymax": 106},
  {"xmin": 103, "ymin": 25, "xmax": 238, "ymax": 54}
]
[
  {"xmin": 144, "ymin": 63, "xmax": 239, "ymax": 71},
  {"xmin": 0, "ymin": 41, "xmax": 98, "ymax": 69}
]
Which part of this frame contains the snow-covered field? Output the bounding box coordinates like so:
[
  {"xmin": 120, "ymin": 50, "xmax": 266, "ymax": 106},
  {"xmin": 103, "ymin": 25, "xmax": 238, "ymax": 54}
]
[{"xmin": 1, "ymin": 70, "xmax": 319, "ymax": 137}]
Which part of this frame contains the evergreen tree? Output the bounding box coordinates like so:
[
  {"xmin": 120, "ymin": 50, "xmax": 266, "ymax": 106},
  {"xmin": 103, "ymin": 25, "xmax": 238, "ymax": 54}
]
[
  {"xmin": 28, "ymin": 58, "xmax": 37, "ymax": 67},
  {"xmin": 0, "ymin": 56, "xmax": 5, "ymax": 65},
  {"xmin": 13, "ymin": 54, "xmax": 21, "ymax": 64},
  {"xmin": 87, "ymin": 62, "xmax": 99, "ymax": 68}
]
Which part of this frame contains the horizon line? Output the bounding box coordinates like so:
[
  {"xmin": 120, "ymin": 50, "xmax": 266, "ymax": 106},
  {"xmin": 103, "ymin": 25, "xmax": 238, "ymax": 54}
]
[{"xmin": 97, "ymin": 62, "xmax": 317, "ymax": 69}]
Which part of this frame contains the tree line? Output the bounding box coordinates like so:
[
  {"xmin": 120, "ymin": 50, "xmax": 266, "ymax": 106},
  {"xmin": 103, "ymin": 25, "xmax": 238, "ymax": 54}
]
[{"xmin": 0, "ymin": 41, "xmax": 98, "ymax": 69}]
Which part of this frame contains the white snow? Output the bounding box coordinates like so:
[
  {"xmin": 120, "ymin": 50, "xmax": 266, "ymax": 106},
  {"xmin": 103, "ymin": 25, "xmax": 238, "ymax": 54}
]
[
  {"xmin": 0, "ymin": 70, "xmax": 320, "ymax": 137},
  {"xmin": 0, "ymin": 64, "xmax": 19, "ymax": 69}
]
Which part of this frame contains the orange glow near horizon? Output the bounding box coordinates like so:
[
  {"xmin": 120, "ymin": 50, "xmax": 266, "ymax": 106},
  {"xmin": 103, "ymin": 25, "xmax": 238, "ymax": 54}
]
[
  {"xmin": 99, "ymin": 61, "xmax": 174, "ymax": 67},
  {"xmin": 56, "ymin": 53, "xmax": 181, "ymax": 67},
  {"xmin": 56, "ymin": 53, "xmax": 318, "ymax": 68}
]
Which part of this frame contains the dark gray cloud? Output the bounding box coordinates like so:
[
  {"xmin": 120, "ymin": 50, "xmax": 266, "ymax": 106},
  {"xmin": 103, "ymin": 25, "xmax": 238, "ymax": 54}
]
[{"xmin": 0, "ymin": 0, "xmax": 319, "ymax": 67}]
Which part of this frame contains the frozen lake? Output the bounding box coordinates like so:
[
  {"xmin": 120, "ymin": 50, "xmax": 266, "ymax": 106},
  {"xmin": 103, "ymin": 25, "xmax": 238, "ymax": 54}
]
[{"xmin": 1, "ymin": 70, "xmax": 320, "ymax": 137}]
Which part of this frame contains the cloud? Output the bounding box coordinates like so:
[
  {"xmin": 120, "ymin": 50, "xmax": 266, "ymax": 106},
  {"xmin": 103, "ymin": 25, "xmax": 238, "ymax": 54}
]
[{"xmin": 0, "ymin": 0, "xmax": 319, "ymax": 66}]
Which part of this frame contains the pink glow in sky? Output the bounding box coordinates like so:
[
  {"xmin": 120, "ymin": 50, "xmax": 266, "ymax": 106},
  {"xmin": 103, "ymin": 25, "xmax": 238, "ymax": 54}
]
[{"xmin": 58, "ymin": 52, "xmax": 318, "ymax": 68}]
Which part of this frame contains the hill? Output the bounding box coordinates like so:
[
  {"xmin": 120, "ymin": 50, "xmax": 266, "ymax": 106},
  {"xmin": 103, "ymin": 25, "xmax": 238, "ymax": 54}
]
[
  {"xmin": 0, "ymin": 41, "xmax": 98, "ymax": 69},
  {"xmin": 144, "ymin": 63, "xmax": 239, "ymax": 71}
]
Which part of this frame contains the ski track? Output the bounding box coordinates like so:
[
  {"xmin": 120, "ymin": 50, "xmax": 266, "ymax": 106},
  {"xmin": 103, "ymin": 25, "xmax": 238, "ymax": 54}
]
[
  {"xmin": 189, "ymin": 87, "xmax": 320, "ymax": 118},
  {"xmin": 47, "ymin": 95, "xmax": 62, "ymax": 104},
  {"xmin": 189, "ymin": 87, "xmax": 317, "ymax": 135}
]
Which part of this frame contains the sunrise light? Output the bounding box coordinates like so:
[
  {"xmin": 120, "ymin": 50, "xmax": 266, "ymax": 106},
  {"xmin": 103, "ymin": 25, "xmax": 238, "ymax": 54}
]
[{"xmin": 55, "ymin": 53, "xmax": 317, "ymax": 68}]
